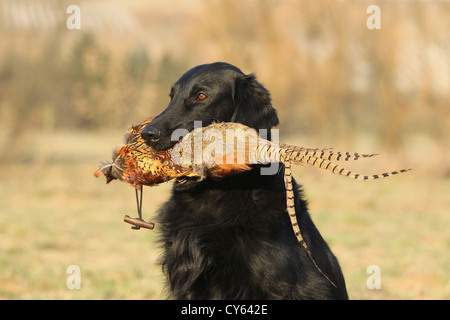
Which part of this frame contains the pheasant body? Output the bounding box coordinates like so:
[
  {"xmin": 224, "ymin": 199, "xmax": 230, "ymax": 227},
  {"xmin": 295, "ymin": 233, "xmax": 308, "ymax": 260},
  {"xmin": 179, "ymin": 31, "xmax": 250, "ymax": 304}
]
[
  {"xmin": 172, "ymin": 122, "xmax": 409, "ymax": 182},
  {"xmin": 97, "ymin": 119, "xmax": 410, "ymax": 187}
]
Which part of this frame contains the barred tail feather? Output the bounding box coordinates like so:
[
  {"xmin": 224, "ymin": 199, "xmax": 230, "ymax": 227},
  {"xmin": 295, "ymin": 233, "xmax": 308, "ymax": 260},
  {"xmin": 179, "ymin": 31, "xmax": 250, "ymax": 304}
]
[
  {"xmin": 366, "ymin": 168, "xmax": 412, "ymax": 180},
  {"xmin": 249, "ymin": 140, "xmax": 410, "ymax": 181},
  {"xmin": 297, "ymin": 155, "xmax": 412, "ymax": 181},
  {"xmin": 282, "ymin": 160, "xmax": 305, "ymax": 246},
  {"xmin": 283, "ymin": 156, "xmax": 338, "ymax": 288},
  {"xmin": 278, "ymin": 143, "xmax": 378, "ymax": 161}
]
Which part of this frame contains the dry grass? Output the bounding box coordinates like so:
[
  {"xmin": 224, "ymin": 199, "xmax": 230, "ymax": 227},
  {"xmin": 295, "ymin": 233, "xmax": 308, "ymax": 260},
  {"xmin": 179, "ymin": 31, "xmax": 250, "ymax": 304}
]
[
  {"xmin": 294, "ymin": 167, "xmax": 450, "ymax": 299},
  {"xmin": 1, "ymin": 0, "xmax": 449, "ymax": 150},
  {"xmin": 0, "ymin": 131, "xmax": 169, "ymax": 299},
  {"xmin": 0, "ymin": 130, "xmax": 448, "ymax": 299}
]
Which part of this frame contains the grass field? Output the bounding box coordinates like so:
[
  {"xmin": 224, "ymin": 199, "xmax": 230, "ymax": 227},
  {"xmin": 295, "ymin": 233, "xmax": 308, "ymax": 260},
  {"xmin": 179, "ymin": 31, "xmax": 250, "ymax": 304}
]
[{"xmin": 0, "ymin": 129, "xmax": 448, "ymax": 300}]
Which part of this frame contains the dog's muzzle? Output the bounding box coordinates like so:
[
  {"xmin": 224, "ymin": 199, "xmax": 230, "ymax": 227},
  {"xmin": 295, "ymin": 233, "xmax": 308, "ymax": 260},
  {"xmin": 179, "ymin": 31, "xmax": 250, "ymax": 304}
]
[{"xmin": 141, "ymin": 125, "xmax": 161, "ymax": 144}]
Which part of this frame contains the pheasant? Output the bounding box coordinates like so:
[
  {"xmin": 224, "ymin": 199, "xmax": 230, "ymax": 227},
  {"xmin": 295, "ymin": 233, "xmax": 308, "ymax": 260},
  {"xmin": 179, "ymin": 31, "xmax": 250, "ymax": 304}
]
[
  {"xmin": 96, "ymin": 118, "xmax": 411, "ymax": 286},
  {"xmin": 94, "ymin": 116, "xmax": 181, "ymax": 230},
  {"xmin": 95, "ymin": 117, "xmax": 410, "ymax": 232}
]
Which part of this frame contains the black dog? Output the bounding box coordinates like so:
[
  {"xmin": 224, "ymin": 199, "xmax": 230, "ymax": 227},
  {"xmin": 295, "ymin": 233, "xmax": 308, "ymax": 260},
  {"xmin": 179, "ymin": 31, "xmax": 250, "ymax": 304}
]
[{"xmin": 141, "ymin": 62, "xmax": 348, "ymax": 299}]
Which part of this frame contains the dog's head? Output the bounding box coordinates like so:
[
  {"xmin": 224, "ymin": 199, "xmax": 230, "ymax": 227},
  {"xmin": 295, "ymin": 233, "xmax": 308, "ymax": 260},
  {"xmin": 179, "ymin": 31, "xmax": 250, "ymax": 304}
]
[{"xmin": 141, "ymin": 62, "xmax": 279, "ymax": 151}]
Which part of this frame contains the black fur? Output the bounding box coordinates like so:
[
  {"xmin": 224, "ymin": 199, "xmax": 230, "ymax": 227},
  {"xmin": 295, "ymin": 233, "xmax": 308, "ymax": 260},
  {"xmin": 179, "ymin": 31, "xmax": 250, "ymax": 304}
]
[{"xmin": 141, "ymin": 62, "xmax": 348, "ymax": 299}]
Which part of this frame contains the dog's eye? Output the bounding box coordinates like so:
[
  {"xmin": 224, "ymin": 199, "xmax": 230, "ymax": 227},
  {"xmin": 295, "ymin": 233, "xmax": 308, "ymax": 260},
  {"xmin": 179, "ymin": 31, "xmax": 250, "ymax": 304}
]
[{"xmin": 196, "ymin": 93, "xmax": 207, "ymax": 101}]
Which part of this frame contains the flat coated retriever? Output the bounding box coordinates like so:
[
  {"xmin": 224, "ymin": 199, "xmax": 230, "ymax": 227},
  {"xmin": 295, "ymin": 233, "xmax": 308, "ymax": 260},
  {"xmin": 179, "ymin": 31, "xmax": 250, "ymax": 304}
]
[{"xmin": 141, "ymin": 62, "xmax": 348, "ymax": 299}]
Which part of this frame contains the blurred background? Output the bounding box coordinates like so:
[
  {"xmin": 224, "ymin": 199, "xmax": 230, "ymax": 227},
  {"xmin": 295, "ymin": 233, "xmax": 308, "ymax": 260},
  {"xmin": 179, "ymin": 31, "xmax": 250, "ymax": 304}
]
[{"xmin": 0, "ymin": 0, "xmax": 448, "ymax": 299}]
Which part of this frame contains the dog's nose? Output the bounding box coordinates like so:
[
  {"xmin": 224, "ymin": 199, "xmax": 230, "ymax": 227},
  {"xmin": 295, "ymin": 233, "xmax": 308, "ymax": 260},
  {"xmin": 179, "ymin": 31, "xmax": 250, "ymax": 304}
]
[{"xmin": 141, "ymin": 125, "xmax": 161, "ymax": 143}]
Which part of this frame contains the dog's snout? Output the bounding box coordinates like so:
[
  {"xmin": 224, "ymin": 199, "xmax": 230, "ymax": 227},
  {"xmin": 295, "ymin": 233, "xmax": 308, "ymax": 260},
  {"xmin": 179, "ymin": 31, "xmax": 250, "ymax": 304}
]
[{"xmin": 141, "ymin": 125, "xmax": 161, "ymax": 143}]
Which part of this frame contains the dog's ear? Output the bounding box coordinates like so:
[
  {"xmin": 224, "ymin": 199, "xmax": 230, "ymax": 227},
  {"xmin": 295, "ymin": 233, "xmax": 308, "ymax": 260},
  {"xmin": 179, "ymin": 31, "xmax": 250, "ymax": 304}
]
[{"xmin": 232, "ymin": 74, "xmax": 279, "ymax": 130}]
